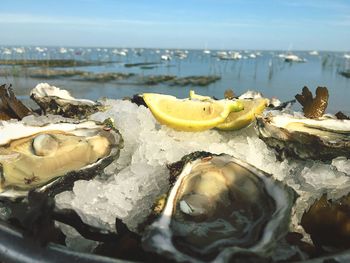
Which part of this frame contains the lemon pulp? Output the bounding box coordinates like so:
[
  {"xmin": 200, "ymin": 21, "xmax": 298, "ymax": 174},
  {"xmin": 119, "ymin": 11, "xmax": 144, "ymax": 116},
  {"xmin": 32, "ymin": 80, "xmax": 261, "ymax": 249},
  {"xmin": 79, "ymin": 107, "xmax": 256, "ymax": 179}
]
[
  {"xmin": 216, "ymin": 98, "xmax": 268, "ymax": 130},
  {"xmin": 188, "ymin": 90, "xmax": 268, "ymax": 131},
  {"xmin": 143, "ymin": 93, "xmax": 243, "ymax": 131}
]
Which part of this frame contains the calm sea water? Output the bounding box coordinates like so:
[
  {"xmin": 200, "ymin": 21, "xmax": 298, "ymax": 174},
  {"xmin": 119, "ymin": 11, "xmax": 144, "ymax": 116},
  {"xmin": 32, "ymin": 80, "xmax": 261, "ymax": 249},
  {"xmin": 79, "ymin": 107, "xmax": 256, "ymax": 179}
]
[{"xmin": 1, "ymin": 46, "xmax": 350, "ymax": 114}]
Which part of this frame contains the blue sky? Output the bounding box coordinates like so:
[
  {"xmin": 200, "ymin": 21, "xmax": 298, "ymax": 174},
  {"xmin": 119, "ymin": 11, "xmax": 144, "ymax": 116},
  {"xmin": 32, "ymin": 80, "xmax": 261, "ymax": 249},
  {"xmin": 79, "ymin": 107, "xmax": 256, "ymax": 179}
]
[{"xmin": 0, "ymin": 0, "xmax": 349, "ymax": 50}]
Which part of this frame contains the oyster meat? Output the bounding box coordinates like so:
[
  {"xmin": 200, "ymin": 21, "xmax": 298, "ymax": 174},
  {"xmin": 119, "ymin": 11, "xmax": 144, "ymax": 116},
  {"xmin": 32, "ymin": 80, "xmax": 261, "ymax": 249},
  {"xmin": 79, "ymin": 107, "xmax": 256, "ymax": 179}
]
[
  {"xmin": 142, "ymin": 152, "xmax": 296, "ymax": 262},
  {"xmin": 30, "ymin": 83, "xmax": 102, "ymax": 119},
  {"xmin": 256, "ymin": 112, "xmax": 350, "ymax": 160},
  {"xmin": 0, "ymin": 118, "xmax": 123, "ymax": 198}
]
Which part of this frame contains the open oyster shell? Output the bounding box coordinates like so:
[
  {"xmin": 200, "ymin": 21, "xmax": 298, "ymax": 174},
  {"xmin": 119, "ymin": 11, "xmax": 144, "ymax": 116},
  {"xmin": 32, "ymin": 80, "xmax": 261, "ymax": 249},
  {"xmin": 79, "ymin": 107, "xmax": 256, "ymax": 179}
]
[
  {"xmin": 256, "ymin": 112, "xmax": 350, "ymax": 161},
  {"xmin": 0, "ymin": 117, "xmax": 123, "ymax": 199},
  {"xmin": 30, "ymin": 83, "xmax": 102, "ymax": 119},
  {"xmin": 142, "ymin": 152, "xmax": 296, "ymax": 263}
]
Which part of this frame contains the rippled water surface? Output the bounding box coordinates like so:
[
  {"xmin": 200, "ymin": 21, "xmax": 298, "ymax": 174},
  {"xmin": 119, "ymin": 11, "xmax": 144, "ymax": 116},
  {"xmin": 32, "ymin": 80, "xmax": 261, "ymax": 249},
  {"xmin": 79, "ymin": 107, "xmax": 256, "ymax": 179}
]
[{"xmin": 1, "ymin": 46, "xmax": 349, "ymax": 113}]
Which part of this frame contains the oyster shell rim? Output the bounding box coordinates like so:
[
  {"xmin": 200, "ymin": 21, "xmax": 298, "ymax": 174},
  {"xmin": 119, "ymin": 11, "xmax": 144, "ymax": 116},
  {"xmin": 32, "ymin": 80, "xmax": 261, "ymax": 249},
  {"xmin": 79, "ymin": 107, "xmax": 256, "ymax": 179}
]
[
  {"xmin": 0, "ymin": 118, "xmax": 124, "ymax": 199},
  {"xmin": 142, "ymin": 152, "xmax": 297, "ymax": 263},
  {"xmin": 256, "ymin": 113, "xmax": 350, "ymax": 161},
  {"xmin": 30, "ymin": 83, "xmax": 102, "ymax": 119}
]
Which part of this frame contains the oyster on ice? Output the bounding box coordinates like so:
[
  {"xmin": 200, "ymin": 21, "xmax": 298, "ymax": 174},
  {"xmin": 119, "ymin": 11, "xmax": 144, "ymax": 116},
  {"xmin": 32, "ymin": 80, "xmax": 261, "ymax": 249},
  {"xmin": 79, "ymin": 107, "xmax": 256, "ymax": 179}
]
[
  {"xmin": 30, "ymin": 83, "xmax": 102, "ymax": 119},
  {"xmin": 0, "ymin": 117, "xmax": 123, "ymax": 198},
  {"xmin": 142, "ymin": 152, "xmax": 296, "ymax": 262},
  {"xmin": 256, "ymin": 112, "xmax": 350, "ymax": 161}
]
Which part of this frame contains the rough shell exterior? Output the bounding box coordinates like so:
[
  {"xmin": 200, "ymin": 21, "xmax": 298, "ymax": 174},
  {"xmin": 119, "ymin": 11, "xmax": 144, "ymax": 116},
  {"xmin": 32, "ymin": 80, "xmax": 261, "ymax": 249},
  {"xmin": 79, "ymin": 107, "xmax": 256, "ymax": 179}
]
[
  {"xmin": 256, "ymin": 114, "xmax": 350, "ymax": 161},
  {"xmin": 30, "ymin": 83, "xmax": 102, "ymax": 119}
]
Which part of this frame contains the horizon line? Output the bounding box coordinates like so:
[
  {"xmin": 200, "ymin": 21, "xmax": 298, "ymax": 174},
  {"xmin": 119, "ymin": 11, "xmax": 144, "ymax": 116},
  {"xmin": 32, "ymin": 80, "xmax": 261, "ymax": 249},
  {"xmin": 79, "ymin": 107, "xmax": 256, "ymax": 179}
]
[{"xmin": 0, "ymin": 44, "xmax": 349, "ymax": 53}]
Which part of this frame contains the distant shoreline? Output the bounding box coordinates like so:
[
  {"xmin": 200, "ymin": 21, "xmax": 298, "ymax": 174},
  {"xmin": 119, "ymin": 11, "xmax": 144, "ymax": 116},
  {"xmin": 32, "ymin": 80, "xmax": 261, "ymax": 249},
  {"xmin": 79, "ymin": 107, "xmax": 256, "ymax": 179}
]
[{"xmin": 0, "ymin": 45, "xmax": 348, "ymax": 53}]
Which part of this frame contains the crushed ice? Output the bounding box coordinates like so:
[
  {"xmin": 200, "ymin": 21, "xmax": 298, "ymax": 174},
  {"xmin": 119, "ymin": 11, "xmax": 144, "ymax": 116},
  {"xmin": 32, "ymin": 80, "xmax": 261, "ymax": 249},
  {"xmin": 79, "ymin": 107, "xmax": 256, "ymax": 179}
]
[{"xmin": 53, "ymin": 99, "xmax": 350, "ymax": 251}]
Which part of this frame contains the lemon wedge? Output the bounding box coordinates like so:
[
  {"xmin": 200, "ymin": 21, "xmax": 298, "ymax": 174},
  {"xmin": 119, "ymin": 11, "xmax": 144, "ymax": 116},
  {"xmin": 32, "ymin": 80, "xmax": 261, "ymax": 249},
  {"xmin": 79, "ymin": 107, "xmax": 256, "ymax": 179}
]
[
  {"xmin": 143, "ymin": 93, "xmax": 243, "ymax": 131},
  {"xmin": 189, "ymin": 90, "xmax": 212, "ymax": 101},
  {"xmin": 189, "ymin": 90, "xmax": 268, "ymax": 131},
  {"xmin": 216, "ymin": 98, "xmax": 269, "ymax": 130}
]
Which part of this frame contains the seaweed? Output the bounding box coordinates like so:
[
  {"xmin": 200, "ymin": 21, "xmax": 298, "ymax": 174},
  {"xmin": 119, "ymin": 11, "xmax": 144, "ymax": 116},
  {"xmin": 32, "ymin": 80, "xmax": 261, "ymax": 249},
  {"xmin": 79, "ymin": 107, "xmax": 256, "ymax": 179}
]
[
  {"xmin": 335, "ymin": 111, "xmax": 350, "ymax": 120},
  {"xmin": 0, "ymin": 84, "xmax": 33, "ymax": 120},
  {"xmin": 169, "ymin": 75, "xmax": 220, "ymax": 87},
  {"xmin": 301, "ymin": 194, "xmax": 350, "ymax": 250},
  {"xmin": 0, "ymin": 59, "xmax": 108, "ymax": 67},
  {"xmin": 143, "ymin": 75, "xmax": 176, "ymax": 85},
  {"xmin": 295, "ymin": 86, "xmax": 329, "ymax": 118},
  {"xmin": 124, "ymin": 62, "xmax": 159, "ymax": 68},
  {"xmin": 28, "ymin": 69, "xmax": 85, "ymax": 79},
  {"xmin": 82, "ymin": 72, "xmax": 135, "ymax": 82},
  {"xmin": 224, "ymin": 89, "xmax": 235, "ymax": 99},
  {"xmin": 0, "ymin": 68, "xmax": 134, "ymax": 82},
  {"xmin": 142, "ymin": 75, "xmax": 220, "ymax": 86}
]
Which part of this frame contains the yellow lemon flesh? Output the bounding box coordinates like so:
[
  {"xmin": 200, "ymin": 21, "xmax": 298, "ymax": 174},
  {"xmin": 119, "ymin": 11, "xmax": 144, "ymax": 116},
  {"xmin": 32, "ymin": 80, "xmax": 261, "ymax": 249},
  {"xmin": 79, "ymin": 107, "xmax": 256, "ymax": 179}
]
[
  {"xmin": 216, "ymin": 98, "xmax": 269, "ymax": 130},
  {"xmin": 143, "ymin": 93, "xmax": 244, "ymax": 132},
  {"xmin": 189, "ymin": 90, "xmax": 212, "ymax": 101},
  {"xmin": 189, "ymin": 90, "xmax": 269, "ymax": 131}
]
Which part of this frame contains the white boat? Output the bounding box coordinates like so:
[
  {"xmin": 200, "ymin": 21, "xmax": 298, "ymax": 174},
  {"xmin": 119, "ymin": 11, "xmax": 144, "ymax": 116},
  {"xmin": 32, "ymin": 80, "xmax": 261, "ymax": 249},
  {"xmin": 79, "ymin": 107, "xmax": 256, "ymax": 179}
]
[
  {"xmin": 249, "ymin": 53, "xmax": 256, "ymax": 58},
  {"xmin": 218, "ymin": 51, "xmax": 242, "ymax": 60},
  {"xmin": 203, "ymin": 49, "xmax": 211, "ymax": 54},
  {"xmin": 178, "ymin": 53, "xmax": 187, "ymax": 59},
  {"xmin": 231, "ymin": 51, "xmax": 242, "ymax": 59},
  {"xmin": 283, "ymin": 54, "xmax": 306, "ymax": 63},
  {"xmin": 14, "ymin": 47, "xmax": 25, "ymax": 54},
  {"xmin": 344, "ymin": 54, "xmax": 350, "ymax": 59},
  {"xmin": 35, "ymin": 47, "xmax": 46, "ymax": 53},
  {"xmin": 309, "ymin": 50, "xmax": 319, "ymax": 56},
  {"xmin": 216, "ymin": 51, "xmax": 227, "ymax": 57},
  {"xmin": 59, "ymin": 47, "xmax": 67, "ymax": 54},
  {"xmin": 161, "ymin": 54, "xmax": 171, "ymax": 61},
  {"xmin": 174, "ymin": 50, "xmax": 187, "ymax": 59},
  {"xmin": 3, "ymin": 48, "xmax": 12, "ymax": 55},
  {"xmin": 112, "ymin": 49, "xmax": 127, "ymax": 56}
]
